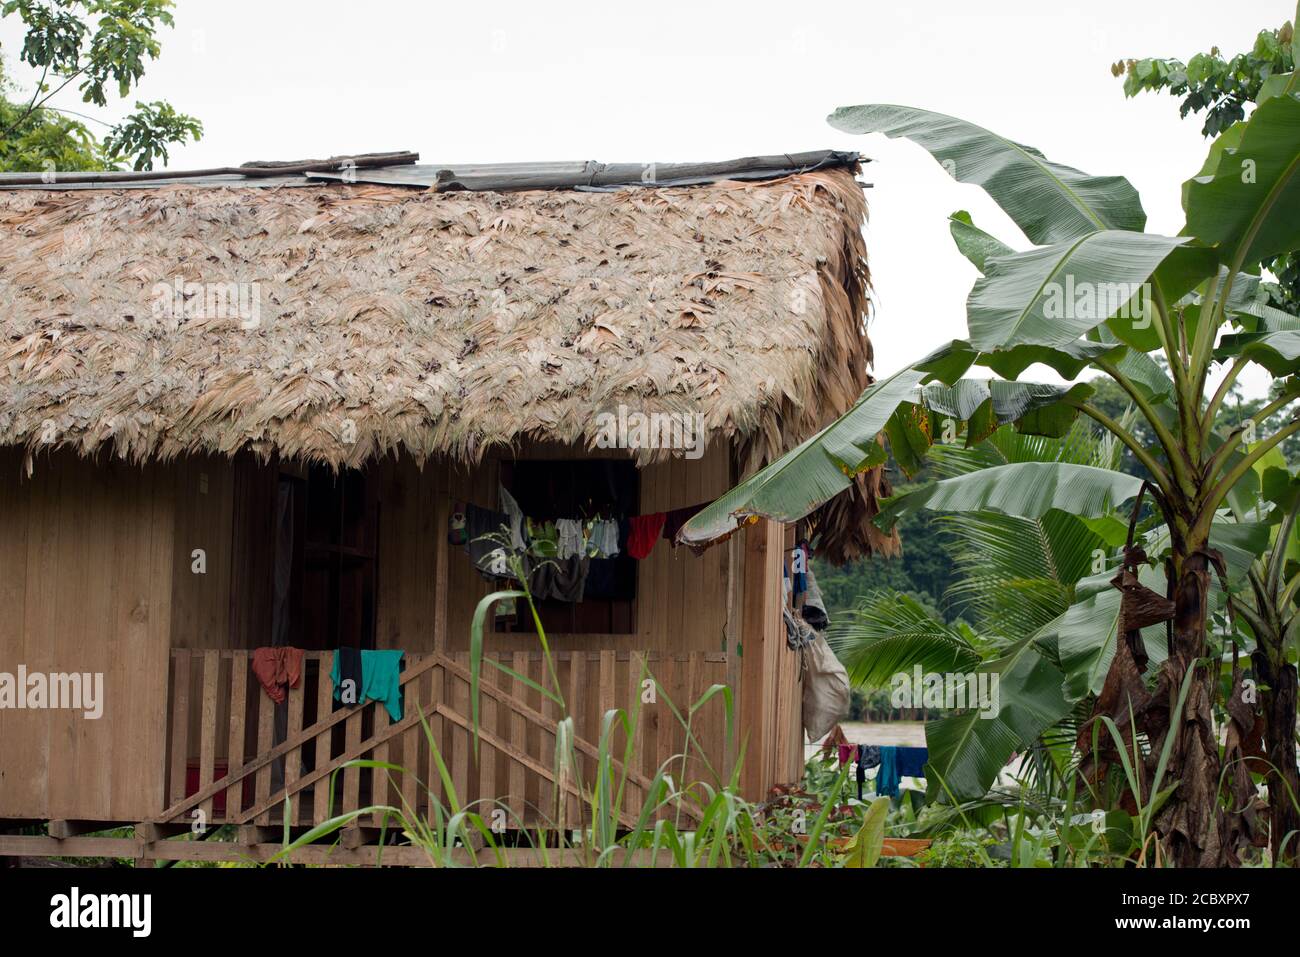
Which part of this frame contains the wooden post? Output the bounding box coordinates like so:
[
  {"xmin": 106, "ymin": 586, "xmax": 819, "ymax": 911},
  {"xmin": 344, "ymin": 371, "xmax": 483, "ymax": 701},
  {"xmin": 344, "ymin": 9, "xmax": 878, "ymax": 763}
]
[
  {"xmin": 227, "ymin": 651, "xmax": 248, "ymax": 820},
  {"xmin": 738, "ymin": 519, "xmax": 784, "ymax": 802},
  {"xmin": 313, "ymin": 658, "xmax": 334, "ymax": 823}
]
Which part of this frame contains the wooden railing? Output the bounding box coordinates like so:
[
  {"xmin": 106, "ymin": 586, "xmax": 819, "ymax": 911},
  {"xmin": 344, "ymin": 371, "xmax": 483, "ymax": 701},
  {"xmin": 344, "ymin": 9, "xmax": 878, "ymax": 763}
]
[{"xmin": 160, "ymin": 649, "xmax": 730, "ymax": 832}]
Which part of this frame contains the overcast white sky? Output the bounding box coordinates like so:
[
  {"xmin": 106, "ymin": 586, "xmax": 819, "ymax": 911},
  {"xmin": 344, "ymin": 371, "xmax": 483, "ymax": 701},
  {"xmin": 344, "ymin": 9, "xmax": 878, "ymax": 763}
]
[{"xmin": 2, "ymin": 0, "xmax": 1291, "ymax": 396}]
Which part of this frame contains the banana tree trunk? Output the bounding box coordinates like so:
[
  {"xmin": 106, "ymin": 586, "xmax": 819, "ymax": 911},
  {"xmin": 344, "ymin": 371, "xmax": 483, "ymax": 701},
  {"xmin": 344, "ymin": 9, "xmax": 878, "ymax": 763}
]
[
  {"xmin": 1151, "ymin": 548, "xmax": 1228, "ymax": 867},
  {"xmin": 1253, "ymin": 646, "xmax": 1300, "ymax": 864}
]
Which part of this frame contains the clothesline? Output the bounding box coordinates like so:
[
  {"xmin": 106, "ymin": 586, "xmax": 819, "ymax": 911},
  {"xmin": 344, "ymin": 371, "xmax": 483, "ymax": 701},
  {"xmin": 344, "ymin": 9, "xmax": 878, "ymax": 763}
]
[
  {"xmin": 837, "ymin": 743, "xmax": 930, "ymax": 800},
  {"xmin": 446, "ymin": 484, "xmax": 718, "ymax": 606},
  {"xmin": 449, "ymin": 485, "xmax": 713, "ymax": 565}
]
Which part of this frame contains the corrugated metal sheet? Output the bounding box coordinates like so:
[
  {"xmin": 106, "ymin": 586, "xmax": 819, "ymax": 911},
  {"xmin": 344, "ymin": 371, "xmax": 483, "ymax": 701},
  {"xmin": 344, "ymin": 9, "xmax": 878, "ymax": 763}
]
[
  {"xmin": 0, "ymin": 174, "xmax": 318, "ymax": 191},
  {"xmin": 0, "ymin": 151, "xmax": 863, "ymax": 192},
  {"xmin": 307, "ymin": 151, "xmax": 861, "ymax": 190}
]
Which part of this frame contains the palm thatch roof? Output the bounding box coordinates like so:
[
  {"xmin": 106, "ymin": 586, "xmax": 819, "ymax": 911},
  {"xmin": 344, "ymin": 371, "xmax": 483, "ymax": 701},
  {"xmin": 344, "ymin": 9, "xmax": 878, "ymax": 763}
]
[{"xmin": 0, "ymin": 152, "xmax": 896, "ymax": 562}]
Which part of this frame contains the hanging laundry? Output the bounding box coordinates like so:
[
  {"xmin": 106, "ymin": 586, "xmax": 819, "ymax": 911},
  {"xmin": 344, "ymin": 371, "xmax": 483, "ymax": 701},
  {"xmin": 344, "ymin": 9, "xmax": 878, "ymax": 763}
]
[
  {"xmin": 551, "ymin": 555, "xmax": 589, "ymax": 602},
  {"xmin": 876, "ymin": 746, "xmax": 900, "ymax": 797},
  {"xmin": 627, "ymin": 513, "xmax": 666, "ymax": 560},
  {"xmin": 251, "ymin": 646, "xmax": 304, "ymax": 704},
  {"xmin": 897, "ymin": 746, "xmax": 929, "ymax": 779},
  {"xmin": 662, "ymin": 501, "xmax": 708, "ymax": 548},
  {"xmin": 854, "ymin": 745, "xmax": 882, "ymax": 800},
  {"xmin": 589, "ymin": 518, "xmax": 620, "ymax": 558},
  {"xmin": 331, "ymin": 648, "xmax": 404, "ymax": 721},
  {"xmin": 527, "ymin": 555, "xmax": 590, "ymax": 602},
  {"xmin": 583, "ymin": 557, "xmax": 618, "ymax": 600},
  {"xmin": 336, "ymin": 645, "xmax": 363, "ymax": 699},
  {"xmin": 858, "ymin": 744, "xmax": 882, "ymax": 770},
  {"xmin": 836, "ymin": 743, "xmax": 854, "ymax": 766},
  {"xmin": 876, "ymin": 745, "xmax": 928, "ymax": 797},
  {"xmin": 556, "ymin": 518, "xmax": 585, "ymax": 559}
]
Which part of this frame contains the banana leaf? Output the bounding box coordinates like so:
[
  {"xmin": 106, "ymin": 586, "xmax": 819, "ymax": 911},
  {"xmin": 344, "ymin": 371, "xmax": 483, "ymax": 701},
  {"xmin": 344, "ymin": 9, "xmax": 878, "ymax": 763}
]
[{"xmin": 828, "ymin": 104, "xmax": 1146, "ymax": 243}]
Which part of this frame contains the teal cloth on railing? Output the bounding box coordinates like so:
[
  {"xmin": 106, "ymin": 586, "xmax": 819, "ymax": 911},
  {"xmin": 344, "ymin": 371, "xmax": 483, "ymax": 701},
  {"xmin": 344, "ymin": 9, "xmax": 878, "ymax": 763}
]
[{"xmin": 331, "ymin": 649, "xmax": 404, "ymax": 721}]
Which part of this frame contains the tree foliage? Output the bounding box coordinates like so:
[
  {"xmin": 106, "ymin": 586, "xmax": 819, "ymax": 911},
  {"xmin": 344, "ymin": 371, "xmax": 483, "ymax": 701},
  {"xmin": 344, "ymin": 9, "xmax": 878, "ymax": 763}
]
[
  {"xmin": 0, "ymin": 0, "xmax": 201, "ymax": 172},
  {"xmin": 1114, "ymin": 16, "xmax": 1299, "ymax": 311}
]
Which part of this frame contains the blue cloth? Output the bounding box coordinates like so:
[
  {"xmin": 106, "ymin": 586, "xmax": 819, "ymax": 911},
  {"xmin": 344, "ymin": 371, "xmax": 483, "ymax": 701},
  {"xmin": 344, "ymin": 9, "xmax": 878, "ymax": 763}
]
[
  {"xmin": 875, "ymin": 746, "xmax": 928, "ymax": 797},
  {"xmin": 876, "ymin": 746, "xmax": 899, "ymax": 797},
  {"xmin": 331, "ymin": 649, "xmax": 404, "ymax": 721},
  {"xmin": 897, "ymin": 746, "xmax": 928, "ymax": 778}
]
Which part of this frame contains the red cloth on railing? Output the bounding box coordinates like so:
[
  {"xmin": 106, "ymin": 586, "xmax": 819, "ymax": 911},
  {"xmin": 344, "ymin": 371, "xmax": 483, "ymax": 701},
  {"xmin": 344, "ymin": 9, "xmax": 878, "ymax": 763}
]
[{"xmin": 251, "ymin": 647, "xmax": 304, "ymax": 704}]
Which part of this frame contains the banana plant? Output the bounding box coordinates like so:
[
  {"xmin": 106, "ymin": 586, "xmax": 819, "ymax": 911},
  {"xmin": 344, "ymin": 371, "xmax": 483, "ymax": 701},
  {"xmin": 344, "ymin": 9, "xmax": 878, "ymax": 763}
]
[
  {"xmin": 832, "ymin": 423, "xmax": 1142, "ymax": 805},
  {"xmin": 1227, "ymin": 460, "xmax": 1300, "ymax": 864},
  {"xmin": 681, "ymin": 15, "xmax": 1300, "ymax": 865}
]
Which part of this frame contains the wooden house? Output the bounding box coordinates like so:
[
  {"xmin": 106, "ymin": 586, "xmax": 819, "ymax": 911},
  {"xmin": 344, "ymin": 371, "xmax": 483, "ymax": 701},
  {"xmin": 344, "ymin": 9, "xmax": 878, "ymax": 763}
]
[{"xmin": 0, "ymin": 151, "xmax": 895, "ymax": 864}]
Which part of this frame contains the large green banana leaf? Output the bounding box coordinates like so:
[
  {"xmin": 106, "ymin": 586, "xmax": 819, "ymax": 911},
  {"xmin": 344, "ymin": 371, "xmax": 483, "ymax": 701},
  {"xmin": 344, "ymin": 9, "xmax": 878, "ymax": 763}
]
[
  {"xmin": 827, "ymin": 104, "xmax": 1146, "ymax": 243},
  {"xmin": 945, "ymin": 211, "xmax": 1179, "ymax": 397},
  {"xmin": 968, "ymin": 231, "xmax": 1188, "ymax": 351},
  {"xmin": 1214, "ymin": 329, "xmax": 1300, "ymax": 375},
  {"xmin": 678, "ymin": 365, "xmax": 1089, "ymax": 547},
  {"xmin": 1184, "ymin": 92, "xmax": 1300, "ymax": 270},
  {"xmin": 924, "ymin": 632, "xmax": 1071, "ymax": 803},
  {"xmin": 874, "ymin": 462, "xmax": 1145, "ymax": 531},
  {"xmin": 913, "ymin": 336, "xmax": 1126, "ymax": 387},
  {"xmin": 949, "ymin": 210, "xmax": 1013, "ymax": 272}
]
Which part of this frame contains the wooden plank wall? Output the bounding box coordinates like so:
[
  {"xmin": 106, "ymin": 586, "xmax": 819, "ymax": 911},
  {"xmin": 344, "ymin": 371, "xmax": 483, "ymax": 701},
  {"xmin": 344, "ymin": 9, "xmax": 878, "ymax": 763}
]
[
  {"xmin": 0, "ymin": 440, "xmax": 780, "ymax": 822},
  {"xmin": 0, "ymin": 448, "xmax": 175, "ymax": 821}
]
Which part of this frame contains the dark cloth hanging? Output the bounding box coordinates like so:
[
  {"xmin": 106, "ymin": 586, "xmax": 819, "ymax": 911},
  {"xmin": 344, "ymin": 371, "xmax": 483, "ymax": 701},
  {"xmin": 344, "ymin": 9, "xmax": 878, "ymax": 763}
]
[
  {"xmin": 858, "ymin": 744, "xmax": 881, "ymax": 770},
  {"xmin": 335, "ymin": 645, "xmax": 363, "ymax": 704},
  {"xmin": 465, "ymin": 503, "xmax": 513, "ymax": 578},
  {"xmin": 528, "ymin": 555, "xmax": 589, "ymax": 602},
  {"xmin": 855, "ymin": 744, "xmax": 881, "ymax": 800},
  {"xmin": 550, "ymin": 555, "xmax": 589, "ymax": 602},
  {"xmin": 251, "ymin": 647, "xmax": 304, "ymax": 704},
  {"xmin": 583, "ymin": 557, "xmax": 618, "ymax": 600},
  {"xmin": 662, "ymin": 501, "xmax": 709, "ymax": 547},
  {"xmin": 897, "ymin": 746, "xmax": 928, "ymax": 778}
]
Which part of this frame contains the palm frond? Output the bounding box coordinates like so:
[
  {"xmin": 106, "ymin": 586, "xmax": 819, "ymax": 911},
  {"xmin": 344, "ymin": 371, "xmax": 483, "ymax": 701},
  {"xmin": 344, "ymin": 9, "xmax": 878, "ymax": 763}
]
[{"xmin": 828, "ymin": 590, "xmax": 982, "ymax": 688}]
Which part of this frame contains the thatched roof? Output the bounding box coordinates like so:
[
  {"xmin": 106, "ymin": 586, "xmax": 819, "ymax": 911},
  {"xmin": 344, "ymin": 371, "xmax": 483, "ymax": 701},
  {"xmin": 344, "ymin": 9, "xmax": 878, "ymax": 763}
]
[{"xmin": 0, "ymin": 152, "xmax": 896, "ymax": 562}]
